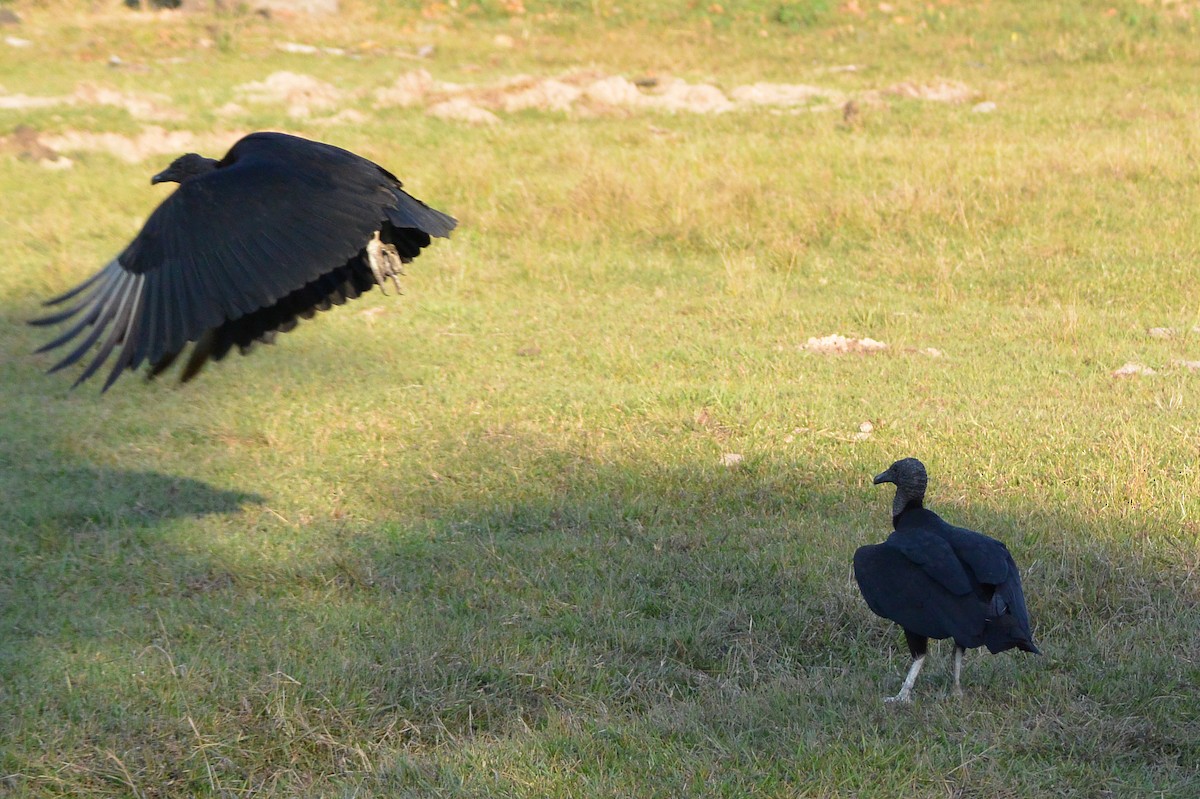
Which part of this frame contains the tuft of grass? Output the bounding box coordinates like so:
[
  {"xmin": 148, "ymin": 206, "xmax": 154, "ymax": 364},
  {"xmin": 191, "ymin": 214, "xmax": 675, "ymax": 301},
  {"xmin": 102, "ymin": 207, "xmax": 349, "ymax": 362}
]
[{"xmin": 2, "ymin": 0, "xmax": 1200, "ymax": 797}]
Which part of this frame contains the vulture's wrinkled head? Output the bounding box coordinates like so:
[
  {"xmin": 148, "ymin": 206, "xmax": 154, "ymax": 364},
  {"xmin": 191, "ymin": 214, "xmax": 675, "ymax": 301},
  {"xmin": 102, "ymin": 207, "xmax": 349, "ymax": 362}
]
[
  {"xmin": 873, "ymin": 457, "xmax": 927, "ymax": 517},
  {"xmin": 152, "ymin": 153, "xmax": 219, "ymax": 185}
]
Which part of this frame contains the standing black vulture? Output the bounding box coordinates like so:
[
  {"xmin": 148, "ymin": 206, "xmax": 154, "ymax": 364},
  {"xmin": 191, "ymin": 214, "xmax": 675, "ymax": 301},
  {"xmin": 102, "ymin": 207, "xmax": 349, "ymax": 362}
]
[
  {"xmin": 853, "ymin": 458, "xmax": 1039, "ymax": 702},
  {"xmin": 30, "ymin": 132, "xmax": 457, "ymax": 390}
]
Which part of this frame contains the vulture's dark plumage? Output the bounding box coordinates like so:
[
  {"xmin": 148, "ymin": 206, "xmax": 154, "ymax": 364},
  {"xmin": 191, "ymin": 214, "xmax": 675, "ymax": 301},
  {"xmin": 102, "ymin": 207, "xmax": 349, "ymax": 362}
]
[
  {"xmin": 31, "ymin": 132, "xmax": 456, "ymax": 390},
  {"xmin": 854, "ymin": 458, "xmax": 1039, "ymax": 702}
]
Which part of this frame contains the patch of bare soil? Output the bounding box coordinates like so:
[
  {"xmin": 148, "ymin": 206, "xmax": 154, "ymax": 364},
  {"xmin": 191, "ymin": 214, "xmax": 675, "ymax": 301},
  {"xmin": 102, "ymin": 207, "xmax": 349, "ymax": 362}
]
[
  {"xmin": 73, "ymin": 83, "xmax": 183, "ymax": 121},
  {"xmin": 0, "ymin": 84, "xmax": 181, "ymax": 120},
  {"xmin": 499, "ymin": 78, "xmax": 580, "ymax": 113},
  {"xmin": 645, "ymin": 78, "xmax": 734, "ymax": 114},
  {"xmin": 313, "ymin": 108, "xmax": 368, "ymax": 126},
  {"xmin": 0, "ymin": 92, "xmax": 61, "ymax": 110},
  {"xmin": 277, "ymin": 41, "xmax": 346, "ymax": 56},
  {"xmin": 802, "ymin": 334, "xmax": 888, "ymax": 354},
  {"xmin": 581, "ymin": 75, "xmax": 643, "ymax": 107},
  {"xmin": 37, "ymin": 126, "xmax": 242, "ymax": 163},
  {"xmin": 427, "ymin": 98, "xmax": 500, "ymax": 125},
  {"xmin": 373, "ymin": 69, "xmax": 446, "ymax": 107},
  {"xmin": 368, "ymin": 69, "xmax": 980, "ymax": 124},
  {"xmin": 730, "ymin": 82, "xmax": 846, "ymax": 109},
  {"xmin": 1111, "ymin": 362, "xmax": 1155, "ymax": 377},
  {"xmin": 235, "ymin": 71, "xmax": 343, "ymax": 118},
  {"xmin": 881, "ymin": 79, "xmax": 976, "ymax": 103},
  {"xmin": 1, "ymin": 125, "xmax": 73, "ymax": 169}
]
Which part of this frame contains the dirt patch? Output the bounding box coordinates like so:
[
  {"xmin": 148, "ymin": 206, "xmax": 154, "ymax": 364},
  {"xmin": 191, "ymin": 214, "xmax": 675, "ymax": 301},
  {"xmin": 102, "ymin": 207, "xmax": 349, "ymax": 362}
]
[
  {"xmin": 0, "ymin": 92, "xmax": 60, "ymax": 109},
  {"xmin": 427, "ymin": 98, "xmax": 500, "ymax": 126},
  {"xmin": 73, "ymin": 83, "xmax": 182, "ymax": 121},
  {"xmin": 882, "ymin": 79, "xmax": 976, "ymax": 103},
  {"xmin": 277, "ymin": 41, "xmax": 346, "ymax": 56},
  {"xmin": 6, "ymin": 125, "xmax": 60, "ymax": 160},
  {"xmin": 499, "ymin": 78, "xmax": 581, "ymax": 113},
  {"xmin": 369, "ymin": 69, "xmax": 980, "ymax": 124},
  {"xmin": 802, "ymin": 334, "xmax": 888, "ymax": 354},
  {"xmin": 374, "ymin": 69, "xmax": 440, "ymax": 107},
  {"xmin": 17, "ymin": 68, "xmax": 983, "ymax": 134},
  {"xmin": 38, "ymin": 126, "xmax": 241, "ymax": 163},
  {"xmin": 576, "ymin": 75, "xmax": 736, "ymax": 113},
  {"xmin": 313, "ymin": 108, "xmax": 368, "ymax": 126},
  {"xmin": 236, "ymin": 71, "xmax": 343, "ymax": 118},
  {"xmin": 583, "ymin": 75, "xmax": 646, "ymax": 107},
  {"xmin": 646, "ymin": 78, "xmax": 734, "ymax": 114},
  {"xmin": 215, "ymin": 101, "xmax": 248, "ymax": 118},
  {"xmin": 1, "ymin": 125, "xmax": 73, "ymax": 169},
  {"xmin": 731, "ymin": 82, "xmax": 845, "ymax": 108},
  {"xmin": 0, "ymin": 83, "xmax": 181, "ymax": 120},
  {"xmin": 1111, "ymin": 362, "xmax": 1155, "ymax": 378}
]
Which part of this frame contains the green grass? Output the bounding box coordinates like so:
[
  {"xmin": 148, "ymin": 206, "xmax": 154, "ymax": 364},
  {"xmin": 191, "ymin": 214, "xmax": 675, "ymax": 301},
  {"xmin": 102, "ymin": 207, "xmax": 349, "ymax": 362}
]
[{"xmin": 2, "ymin": 0, "xmax": 1200, "ymax": 796}]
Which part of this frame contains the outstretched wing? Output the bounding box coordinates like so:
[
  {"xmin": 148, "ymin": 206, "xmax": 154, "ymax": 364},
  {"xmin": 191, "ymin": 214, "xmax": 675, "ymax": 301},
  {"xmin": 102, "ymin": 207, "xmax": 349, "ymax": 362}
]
[{"xmin": 32, "ymin": 132, "xmax": 456, "ymax": 390}]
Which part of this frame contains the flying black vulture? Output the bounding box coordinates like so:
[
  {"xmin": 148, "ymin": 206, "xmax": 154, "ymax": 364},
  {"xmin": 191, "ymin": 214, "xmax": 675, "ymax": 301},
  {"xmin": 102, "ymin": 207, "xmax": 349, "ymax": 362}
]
[
  {"xmin": 853, "ymin": 458, "xmax": 1039, "ymax": 702},
  {"xmin": 30, "ymin": 132, "xmax": 457, "ymax": 390}
]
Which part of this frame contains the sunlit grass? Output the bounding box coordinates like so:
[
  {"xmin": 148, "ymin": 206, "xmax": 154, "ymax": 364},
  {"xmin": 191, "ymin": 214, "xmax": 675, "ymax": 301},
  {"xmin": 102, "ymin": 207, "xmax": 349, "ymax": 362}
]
[{"xmin": 2, "ymin": 1, "xmax": 1199, "ymax": 796}]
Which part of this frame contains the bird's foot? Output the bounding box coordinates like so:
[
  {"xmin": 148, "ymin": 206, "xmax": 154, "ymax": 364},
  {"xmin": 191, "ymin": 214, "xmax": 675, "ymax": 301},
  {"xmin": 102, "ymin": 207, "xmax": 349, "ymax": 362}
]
[
  {"xmin": 367, "ymin": 233, "xmax": 405, "ymax": 295},
  {"xmin": 951, "ymin": 686, "xmax": 963, "ymax": 699},
  {"xmin": 883, "ymin": 693, "xmax": 912, "ymax": 704}
]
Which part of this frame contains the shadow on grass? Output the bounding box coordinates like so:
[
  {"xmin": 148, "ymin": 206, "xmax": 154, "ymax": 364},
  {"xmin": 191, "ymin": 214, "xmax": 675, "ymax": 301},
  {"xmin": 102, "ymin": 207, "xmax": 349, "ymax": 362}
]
[
  {"xmin": 328, "ymin": 453, "xmax": 1198, "ymax": 796},
  {"xmin": 0, "ymin": 389, "xmax": 1195, "ymax": 796},
  {"xmin": 2, "ymin": 464, "xmax": 263, "ymax": 532}
]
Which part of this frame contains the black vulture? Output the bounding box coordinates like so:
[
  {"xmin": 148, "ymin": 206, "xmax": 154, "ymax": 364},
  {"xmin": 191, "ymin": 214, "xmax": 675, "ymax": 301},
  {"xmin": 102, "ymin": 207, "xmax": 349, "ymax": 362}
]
[
  {"xmin": 30, "ymin": 132, "xmax": 457, "ymax": 390},
  {"xmin": 853, "ymin": 458, "xmax": 1039, "ymax": 702}
]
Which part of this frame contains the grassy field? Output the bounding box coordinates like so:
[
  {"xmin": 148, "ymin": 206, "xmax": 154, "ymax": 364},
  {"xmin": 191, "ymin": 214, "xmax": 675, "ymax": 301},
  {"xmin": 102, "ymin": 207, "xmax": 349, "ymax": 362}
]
[{"xmin": 2, "ymin": 0, "xmax": 1199, "ymax": 796}]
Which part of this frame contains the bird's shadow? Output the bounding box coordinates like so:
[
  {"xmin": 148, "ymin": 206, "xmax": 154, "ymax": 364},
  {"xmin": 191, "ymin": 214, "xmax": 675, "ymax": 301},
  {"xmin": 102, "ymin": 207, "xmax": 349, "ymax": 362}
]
[{"xmin": 1, "ymin": 463, "xmax": 263, "ymax": 534}]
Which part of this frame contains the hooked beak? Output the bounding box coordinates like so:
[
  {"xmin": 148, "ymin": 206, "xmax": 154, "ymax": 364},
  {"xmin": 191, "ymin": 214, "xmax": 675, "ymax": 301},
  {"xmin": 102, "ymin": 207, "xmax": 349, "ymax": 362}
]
[
  {"xmin": 150, "ymin": 169, "xmax": 171, "ymax": 185},
  {"xmin": 872, "ymin": 468, "xmax": 894, "ymax": 485}
]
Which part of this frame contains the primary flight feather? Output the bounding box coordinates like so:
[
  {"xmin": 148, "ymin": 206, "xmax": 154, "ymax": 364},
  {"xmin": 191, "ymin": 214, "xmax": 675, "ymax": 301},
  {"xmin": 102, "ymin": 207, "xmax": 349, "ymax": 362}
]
[{"xmin": 31, "ymin": 132, "xmax": 457, "ymax": 390}]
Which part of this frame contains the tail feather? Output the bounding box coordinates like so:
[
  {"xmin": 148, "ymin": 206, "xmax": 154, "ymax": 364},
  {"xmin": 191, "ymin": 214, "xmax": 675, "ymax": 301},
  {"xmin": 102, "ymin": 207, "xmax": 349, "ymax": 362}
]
[{"xmin": 386, "ymin": 190, "xmax": 457, "ymax": 239}]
